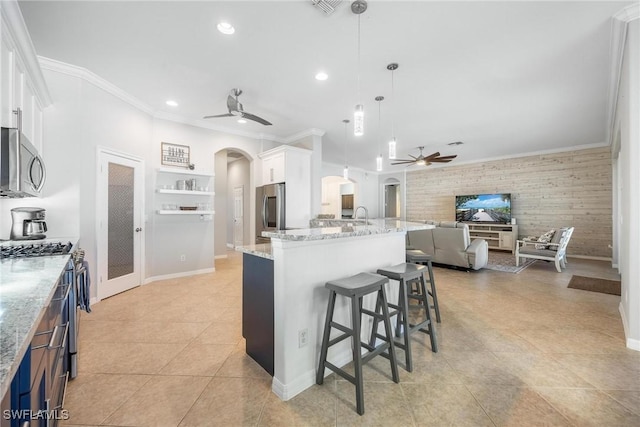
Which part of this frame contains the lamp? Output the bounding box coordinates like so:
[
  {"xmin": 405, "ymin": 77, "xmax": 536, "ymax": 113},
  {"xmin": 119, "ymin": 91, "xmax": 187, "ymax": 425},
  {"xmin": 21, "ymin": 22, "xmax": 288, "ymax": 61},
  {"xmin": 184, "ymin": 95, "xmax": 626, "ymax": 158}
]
[
  {"xmin": 375, "ymin": 96, "xmax": 384, "ymax": 172},
  {"xmin": 352, "ymin": 1, "xmax": 367, "ymax": 136},
  {"xmin": 387, "ymin": 63, "xmax": 399, "ymax": 159},
  {"xmin": 342, "ymin": 119, "xmax": 350, "ymax": 179}
]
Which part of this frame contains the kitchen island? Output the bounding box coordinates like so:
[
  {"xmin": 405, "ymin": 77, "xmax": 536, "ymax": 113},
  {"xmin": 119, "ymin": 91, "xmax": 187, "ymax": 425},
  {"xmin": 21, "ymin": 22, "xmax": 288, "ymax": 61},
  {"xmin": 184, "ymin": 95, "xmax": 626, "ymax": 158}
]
[{"xmin": 238, "ymin": 220, "xmax": 432, "ymax": 401}]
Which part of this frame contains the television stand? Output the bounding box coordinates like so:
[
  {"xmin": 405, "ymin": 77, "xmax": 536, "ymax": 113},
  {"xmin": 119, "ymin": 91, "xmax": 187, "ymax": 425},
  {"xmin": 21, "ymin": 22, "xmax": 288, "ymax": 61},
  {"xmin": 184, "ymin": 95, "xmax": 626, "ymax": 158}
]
[{"xmin": 466, "ymin": 223, "xmax": 518, "ymax": 253}]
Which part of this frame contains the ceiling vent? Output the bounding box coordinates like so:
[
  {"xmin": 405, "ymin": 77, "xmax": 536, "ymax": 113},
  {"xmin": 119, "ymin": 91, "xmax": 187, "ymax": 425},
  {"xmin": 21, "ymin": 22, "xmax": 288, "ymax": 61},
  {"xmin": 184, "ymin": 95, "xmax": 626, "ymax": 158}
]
[{"xmin": 311, "ymin": 0, "xmax": 343, "ymax": 15}]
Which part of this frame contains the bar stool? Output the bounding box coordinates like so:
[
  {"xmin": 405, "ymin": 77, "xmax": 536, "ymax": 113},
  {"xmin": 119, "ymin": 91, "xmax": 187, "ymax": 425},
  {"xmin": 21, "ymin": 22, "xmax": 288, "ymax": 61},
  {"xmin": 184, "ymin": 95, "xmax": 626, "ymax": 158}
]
[
  {"xmin": 374, "ymin": 263, "xmax": 438, "ymax": 372},
  {"xmin": 316, "ymin": 272, "xmax": 399, "ymax": 416},
  {"xmin": 405, "ymin": 249, "xmax": 441, "ymax": 323}
]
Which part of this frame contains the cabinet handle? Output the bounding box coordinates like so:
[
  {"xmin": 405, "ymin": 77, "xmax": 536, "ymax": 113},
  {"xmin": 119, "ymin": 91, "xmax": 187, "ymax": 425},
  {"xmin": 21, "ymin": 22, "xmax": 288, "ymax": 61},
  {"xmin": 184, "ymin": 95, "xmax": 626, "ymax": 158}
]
[{"xmin": 270, "ymin": 168, "xmax": 274, "ymax": 182}]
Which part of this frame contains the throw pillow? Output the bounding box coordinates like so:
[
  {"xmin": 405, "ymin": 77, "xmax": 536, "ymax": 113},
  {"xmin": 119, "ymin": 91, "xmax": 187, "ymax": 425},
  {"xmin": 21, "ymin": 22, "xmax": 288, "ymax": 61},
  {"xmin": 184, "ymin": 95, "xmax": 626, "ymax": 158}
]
[{"xmin": 535, "ymin": 229, "xmax": 555, "ymax": 249}]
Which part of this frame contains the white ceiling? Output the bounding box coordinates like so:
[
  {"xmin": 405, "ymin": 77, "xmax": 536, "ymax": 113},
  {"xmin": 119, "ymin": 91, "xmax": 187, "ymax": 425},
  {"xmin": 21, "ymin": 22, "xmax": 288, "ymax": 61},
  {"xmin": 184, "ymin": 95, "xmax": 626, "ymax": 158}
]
[{"xmin": 18, "ymin": 0, "xmax": 631, "ymax": 171}]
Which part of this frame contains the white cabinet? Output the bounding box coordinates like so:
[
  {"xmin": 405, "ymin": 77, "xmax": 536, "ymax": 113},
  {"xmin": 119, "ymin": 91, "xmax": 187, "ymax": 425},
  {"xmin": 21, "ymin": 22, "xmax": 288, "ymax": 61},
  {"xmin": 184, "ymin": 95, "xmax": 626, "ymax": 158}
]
[
  {"xmin": 155, "ymin": 168, "xmax": 215, "ymax": 216},
  {"xmin": 262, "ymin": 152, "xmax": 285, "ymax": 184},
  {"xmin": 468, "ymin": 223, "xmax": 518, "ymax": 253},
  {"xmin": 258, "ymin": 145, "xmax": 312, "ymax": 228},
  {"xmin": 1, "ymin": 3, "xmax": 50, "ymax": 151}
]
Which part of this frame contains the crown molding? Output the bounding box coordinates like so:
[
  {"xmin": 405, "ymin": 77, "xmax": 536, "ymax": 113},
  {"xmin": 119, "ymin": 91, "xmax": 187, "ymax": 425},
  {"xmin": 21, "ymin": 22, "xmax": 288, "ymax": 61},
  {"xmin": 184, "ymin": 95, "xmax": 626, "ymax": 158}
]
[
  {"xmin": 38, "ymin": 56, "xmax": 155, "ymax": 115},
  {"xmin": 1, "ymin": 0, "xmax": 52, "ymax": 106},
  {"xmin": 37, "ymin": 56, "xmax": 323, "ymax": 145},
  {"xmin": 606, "ymin": 3, "xmax": 639, "ymax": 150}
]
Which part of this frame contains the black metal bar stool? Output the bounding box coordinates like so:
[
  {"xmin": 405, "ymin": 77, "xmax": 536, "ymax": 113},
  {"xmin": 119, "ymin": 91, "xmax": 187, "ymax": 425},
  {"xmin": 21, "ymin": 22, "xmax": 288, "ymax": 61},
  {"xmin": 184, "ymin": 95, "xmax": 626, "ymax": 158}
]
[
  {"xmin": 316, "ymin": 272, "xmax": 399, "ymax": 416},
  {"xmin": 406, "ymin": 249, "xmax": 441, "ymax": 323},
  {"xmin": 373, "ymin": 263, "xmax": 438, "ymax": 372}
]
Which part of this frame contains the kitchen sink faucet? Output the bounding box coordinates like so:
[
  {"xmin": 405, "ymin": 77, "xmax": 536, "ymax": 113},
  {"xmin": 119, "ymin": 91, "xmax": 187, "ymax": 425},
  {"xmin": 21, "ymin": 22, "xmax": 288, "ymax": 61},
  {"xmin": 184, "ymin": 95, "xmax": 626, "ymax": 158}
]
[{"xmin": 354, "ymin": 206, "xmax": 368, "ymax": 224}]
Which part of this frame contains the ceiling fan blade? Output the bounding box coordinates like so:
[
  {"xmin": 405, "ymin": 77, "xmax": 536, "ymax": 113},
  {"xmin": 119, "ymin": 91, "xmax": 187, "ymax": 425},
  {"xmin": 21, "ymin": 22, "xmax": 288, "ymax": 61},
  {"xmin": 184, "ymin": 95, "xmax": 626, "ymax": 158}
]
[
  {"xmin": 203, "ymin": 113, "xmax": 234, "ymax": 119},
  {"xmin": 391, "ymin": 160, "xmax": 417, "ymax": 165},
  {"xmin": 432, "ymin": 155, "xmax": 458, "ymax": 160},
  {"xmin": 423, "ymin": 152, "xmax": 442, "ymax": 160},
  {"xmin": 429, "ymin": 158, "xmax": 455, "ymax": 163},
  {"xmin": 241, "ymin": 112, "xmax": 272, "ymax": 126},
  {"xmin": 227, "ymin": 94, "xmax": 240, "ymax": 112}
]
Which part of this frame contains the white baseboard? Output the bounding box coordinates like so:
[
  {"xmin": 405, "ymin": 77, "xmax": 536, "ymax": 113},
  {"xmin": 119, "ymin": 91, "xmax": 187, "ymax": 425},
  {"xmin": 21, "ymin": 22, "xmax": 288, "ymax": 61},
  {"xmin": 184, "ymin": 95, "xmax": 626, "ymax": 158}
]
[
  {"xmin": 619, "ymin": 302, "xmax": 640, "ymax": 351},
  {"xmin": 567, "ymin": 255, "xmax": 612, "ymax": 261},
  {"xmin": 271, "ymin": 350, "xmax": 352, "ymax": 401},
  {"xmin": 143, "ymin": 268, "xmax": 215, "ymax": 284}
]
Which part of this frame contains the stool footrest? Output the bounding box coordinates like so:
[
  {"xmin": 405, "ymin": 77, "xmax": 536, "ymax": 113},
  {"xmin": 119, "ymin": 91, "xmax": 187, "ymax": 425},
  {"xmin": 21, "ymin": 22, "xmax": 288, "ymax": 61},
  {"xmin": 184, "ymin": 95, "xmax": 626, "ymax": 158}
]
[
  {"xmin": 324, "ymin": 362, "xmax": 356, "ymax": 385},
  {"xmin": 360, "ymin": 308, "xmax": 383, "ymax": 319},
  {"xmin": 328, "ymin": 332, "xmax": 352, "ymax": 348}
]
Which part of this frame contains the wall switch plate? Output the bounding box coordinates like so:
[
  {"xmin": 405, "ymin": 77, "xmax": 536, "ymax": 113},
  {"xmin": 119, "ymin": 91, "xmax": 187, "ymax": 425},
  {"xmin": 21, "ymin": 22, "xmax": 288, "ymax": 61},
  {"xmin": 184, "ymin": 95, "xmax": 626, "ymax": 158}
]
[{"xmin": 298, "ymin": 328, "xmax": 308, "ymax": 348}]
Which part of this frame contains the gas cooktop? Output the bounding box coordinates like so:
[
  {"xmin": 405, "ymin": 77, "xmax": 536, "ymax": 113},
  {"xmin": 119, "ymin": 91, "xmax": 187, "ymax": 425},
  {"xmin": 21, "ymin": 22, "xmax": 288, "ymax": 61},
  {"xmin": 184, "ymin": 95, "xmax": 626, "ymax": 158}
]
[{"xmin": 0, "ymin": 241, "xmax": 73, "ymax": 259}]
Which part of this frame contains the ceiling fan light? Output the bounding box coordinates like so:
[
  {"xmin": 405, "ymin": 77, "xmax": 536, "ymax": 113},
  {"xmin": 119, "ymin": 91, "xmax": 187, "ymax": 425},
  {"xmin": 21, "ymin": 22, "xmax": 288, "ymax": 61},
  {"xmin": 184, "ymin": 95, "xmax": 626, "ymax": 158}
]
[
  {"xmin": 416, "ymin": 159, "xmax": 426, "ymax": 166},
  {"xmin": 376, "ymin": 154, "xmax": 383, "ymax": 172},
  {"xmin": 388, "ymin": 137, "xmax": 397, "ymax": 159},
  {"xmin": 217, "ymin": 22, "xmax": 235, "ymax": 35},
  {"xmin": 343, "ymin": 165, "xmax": 349, "ymax": 180},
  {"xmin": 354, "ymin": 104, "xmax": 364, "ymax": 136}
]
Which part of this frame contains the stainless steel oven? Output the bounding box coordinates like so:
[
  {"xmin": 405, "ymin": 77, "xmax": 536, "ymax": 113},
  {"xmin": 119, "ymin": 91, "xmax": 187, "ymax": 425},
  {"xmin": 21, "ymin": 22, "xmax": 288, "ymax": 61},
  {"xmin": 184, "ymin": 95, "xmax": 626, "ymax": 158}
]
[{"xmin": 256, "ymin": 182, "xmax": 285, "ymax": 243}]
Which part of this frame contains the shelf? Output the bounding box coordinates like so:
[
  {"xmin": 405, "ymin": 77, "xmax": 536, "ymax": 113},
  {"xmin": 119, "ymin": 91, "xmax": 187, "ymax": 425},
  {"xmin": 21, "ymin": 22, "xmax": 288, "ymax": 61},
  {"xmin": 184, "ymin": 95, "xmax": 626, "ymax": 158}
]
[
  {"xmin": 156, "ymin": 189, "xmax": 214, "ymax": 196},
  {"xmin": 157, "ymin": 167, "xmax": 214, "ymax": 177},
  {"xmin": 156, "ymin": 210, "xmax": 215, "ymax": 215}
]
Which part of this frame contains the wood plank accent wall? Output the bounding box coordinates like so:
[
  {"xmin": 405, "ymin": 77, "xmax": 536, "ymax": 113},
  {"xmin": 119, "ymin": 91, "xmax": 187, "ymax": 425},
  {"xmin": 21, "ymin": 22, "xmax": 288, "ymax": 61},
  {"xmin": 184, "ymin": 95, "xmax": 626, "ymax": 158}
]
[{"xmin": 406, "ymin": 147, "xmax": 612, "ymax": 258}]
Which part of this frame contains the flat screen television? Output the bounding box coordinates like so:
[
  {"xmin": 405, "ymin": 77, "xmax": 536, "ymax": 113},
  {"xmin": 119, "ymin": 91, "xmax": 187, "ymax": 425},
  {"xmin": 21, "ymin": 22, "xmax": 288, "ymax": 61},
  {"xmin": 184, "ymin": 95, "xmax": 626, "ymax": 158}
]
[{"xmin": 455, "ymin": 193, "xmax": 511, "ymax": 223}]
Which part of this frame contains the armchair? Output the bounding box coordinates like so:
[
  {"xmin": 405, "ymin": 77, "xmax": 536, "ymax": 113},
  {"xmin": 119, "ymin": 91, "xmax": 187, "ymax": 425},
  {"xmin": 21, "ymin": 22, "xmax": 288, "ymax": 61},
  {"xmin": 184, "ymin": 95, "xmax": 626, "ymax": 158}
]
[{"xmin": 515, "ymin": 227, "xmax": 574, "ymax": 272}]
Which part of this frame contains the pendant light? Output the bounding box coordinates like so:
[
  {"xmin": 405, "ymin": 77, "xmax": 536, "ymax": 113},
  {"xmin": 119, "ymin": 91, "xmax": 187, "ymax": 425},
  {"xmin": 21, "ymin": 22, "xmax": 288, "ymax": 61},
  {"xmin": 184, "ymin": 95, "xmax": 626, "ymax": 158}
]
[
  {"xmin": 387, "ymin": 63, "xmax": 399, "ymax": 159},
  {"xmin": 342, "ymin": 119, "xmax": 350, "ymax": 180},
  {"xmin": 352, "ymin": 1, "xmax": 367, "ymax": 136},
  {"xmin": 375, "ymin": 96, "xmax": 384, "ymax": 172}
]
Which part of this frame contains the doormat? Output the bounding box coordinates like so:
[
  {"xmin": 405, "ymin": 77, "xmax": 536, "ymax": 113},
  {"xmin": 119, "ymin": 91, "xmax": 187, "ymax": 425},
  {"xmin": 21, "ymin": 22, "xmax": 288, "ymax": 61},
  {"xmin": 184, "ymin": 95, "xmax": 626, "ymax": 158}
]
[
  {"xmin": 485, "ymin": 251, "xmax": 536, "ymax": 274},
  {"xmin": 568, "ymin": 275, "xmax": 621, "ymax": 296}
]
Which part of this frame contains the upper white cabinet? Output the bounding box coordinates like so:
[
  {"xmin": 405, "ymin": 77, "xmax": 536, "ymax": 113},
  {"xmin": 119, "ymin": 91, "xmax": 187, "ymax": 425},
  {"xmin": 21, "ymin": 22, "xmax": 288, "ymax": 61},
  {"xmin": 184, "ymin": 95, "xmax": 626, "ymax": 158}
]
[
  {"xmin": 0, "ymin": 1, "xmax": 51, "ymax": 151},
  {"xmin": 258, "ymin": 145, "xmax": 312, "ymax": 228}
]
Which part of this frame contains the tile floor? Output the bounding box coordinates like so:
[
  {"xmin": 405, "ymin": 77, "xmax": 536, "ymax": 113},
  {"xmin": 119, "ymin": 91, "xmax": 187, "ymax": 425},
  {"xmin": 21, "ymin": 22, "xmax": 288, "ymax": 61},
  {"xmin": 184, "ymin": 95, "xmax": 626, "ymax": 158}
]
[{"xmin": 62, "ymin": 252, "xmax": 640, "ymax": 426}]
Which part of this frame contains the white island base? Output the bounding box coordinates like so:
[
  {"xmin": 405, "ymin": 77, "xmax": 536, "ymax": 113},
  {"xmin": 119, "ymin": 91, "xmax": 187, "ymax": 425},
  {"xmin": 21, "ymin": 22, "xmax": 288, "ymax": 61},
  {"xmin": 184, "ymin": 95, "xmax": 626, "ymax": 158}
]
[{"xmin": 270, "ymin": 231, "xmax": 405, "ymax": 400}]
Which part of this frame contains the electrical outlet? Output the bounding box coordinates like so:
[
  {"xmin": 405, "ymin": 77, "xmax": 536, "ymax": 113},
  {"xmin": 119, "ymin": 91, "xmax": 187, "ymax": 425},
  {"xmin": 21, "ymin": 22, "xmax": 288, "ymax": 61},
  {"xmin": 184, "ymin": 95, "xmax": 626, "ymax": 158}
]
[
  {"xmin": 180, "ymin": 254, "xmax": 186, "ymax": 262},
  {"xmin": 298, "ymin": 328, "xmax": 308, "ymax": 348}
]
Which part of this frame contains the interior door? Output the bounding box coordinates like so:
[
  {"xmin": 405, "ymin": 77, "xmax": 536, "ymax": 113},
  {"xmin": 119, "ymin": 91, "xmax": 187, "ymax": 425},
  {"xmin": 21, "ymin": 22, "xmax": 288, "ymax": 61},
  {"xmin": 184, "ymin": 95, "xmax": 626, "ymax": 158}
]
[
  {"xmin": 233, "ymin": 186, "xmax": 244, "ymax": 247},
  {"xmin": 385, "ymin": 184, "xmax": 399, "ymax": 218},
  {"xmin": 97, "ymin": 151, "xmax": 144, "ymax": 299}
]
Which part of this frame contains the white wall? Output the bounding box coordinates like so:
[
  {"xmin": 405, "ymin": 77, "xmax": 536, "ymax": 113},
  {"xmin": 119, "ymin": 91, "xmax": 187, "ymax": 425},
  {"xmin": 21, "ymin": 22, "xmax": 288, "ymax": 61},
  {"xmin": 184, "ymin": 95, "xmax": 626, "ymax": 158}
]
[
  {"xmin": 615, "ymin": 18, "xmax": 640, "ymax": 350},
  {"xmin": 214, "ymin": 150, "xmax": 228, "ymax": 256}
]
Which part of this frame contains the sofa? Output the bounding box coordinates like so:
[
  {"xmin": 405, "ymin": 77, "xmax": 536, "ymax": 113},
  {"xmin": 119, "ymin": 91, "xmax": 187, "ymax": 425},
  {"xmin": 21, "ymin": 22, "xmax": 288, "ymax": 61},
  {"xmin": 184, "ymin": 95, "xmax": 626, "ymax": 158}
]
[{"xmin": 407, "ymin": 221, "xmax": 489, "ymax": 270}]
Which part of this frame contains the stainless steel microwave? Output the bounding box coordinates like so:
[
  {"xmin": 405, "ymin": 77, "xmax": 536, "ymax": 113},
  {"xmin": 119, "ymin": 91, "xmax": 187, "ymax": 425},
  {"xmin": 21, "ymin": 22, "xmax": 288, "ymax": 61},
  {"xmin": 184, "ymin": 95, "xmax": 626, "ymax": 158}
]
[{"xmin": 0, "ymin": 127, "xmax": 46, "ymax": 198}]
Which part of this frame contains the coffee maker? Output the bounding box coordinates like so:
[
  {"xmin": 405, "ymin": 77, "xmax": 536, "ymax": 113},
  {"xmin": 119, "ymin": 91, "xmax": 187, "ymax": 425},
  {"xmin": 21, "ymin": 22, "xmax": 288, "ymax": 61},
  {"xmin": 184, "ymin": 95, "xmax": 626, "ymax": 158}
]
[{"xmin": 10, "ymin": 207, "xmax": 47, "ymax": 240}]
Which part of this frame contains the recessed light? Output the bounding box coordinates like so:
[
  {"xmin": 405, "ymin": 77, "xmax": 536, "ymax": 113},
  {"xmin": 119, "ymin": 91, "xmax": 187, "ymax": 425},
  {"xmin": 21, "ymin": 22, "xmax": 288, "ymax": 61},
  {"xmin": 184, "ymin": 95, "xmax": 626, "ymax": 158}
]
[
  {"xmin": 315, "ymin": 72, "xmax": 328, "ymax": 81},
  {"xmin": 237, "ymin": 119, "xmax": 247, "ymax": 124},
  {"xmin": 166, "ymin": 100, "xmax": 178, "ymax": 107},
  {"xmin": 217, "ymin": 22, "xmax": 235, "ymax": 35}
]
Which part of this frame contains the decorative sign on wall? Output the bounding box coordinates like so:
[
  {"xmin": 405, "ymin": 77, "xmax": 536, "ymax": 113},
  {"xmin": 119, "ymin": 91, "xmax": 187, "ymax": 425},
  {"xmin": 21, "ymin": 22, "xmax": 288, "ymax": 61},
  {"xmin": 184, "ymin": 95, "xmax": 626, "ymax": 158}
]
[{"xmin": 161, "ymin": 142, "xmax": 190, "ymax": 168}]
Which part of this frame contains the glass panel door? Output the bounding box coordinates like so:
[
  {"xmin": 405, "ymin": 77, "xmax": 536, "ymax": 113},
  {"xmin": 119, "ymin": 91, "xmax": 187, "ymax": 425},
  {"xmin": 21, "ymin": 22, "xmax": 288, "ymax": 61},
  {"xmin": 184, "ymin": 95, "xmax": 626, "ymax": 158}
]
[{"xmin": 107, "ymin": 163, "xmax": 134, "ymax": 279}]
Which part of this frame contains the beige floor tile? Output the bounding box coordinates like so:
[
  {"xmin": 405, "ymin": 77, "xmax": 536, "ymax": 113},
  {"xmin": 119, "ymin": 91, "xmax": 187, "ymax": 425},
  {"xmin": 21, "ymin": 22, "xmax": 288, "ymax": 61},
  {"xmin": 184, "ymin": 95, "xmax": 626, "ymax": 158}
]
[
  {"xmin": 179, "ymin": 377, "xmax": 271, "ymax": 426},
  {"xmin": 534, "ymin": 387, "xmax": 640, "ymax": 426},
  {"xmin": 553, "ymin": 353, "xmax": 640, "ymax": 390},
  {"xmin": 160, "ymin": 342, "xmax": 236, "ymax": 376},
  {"xmin": 104, "ymin": 375, "xmax": 210, "ymax": 426},
  {"xmin": 78, "ymin": 342, "xmax": 187, "ymax": 374},
  {"xmin": 604, "ymin": 390, "xmax": 640, "ymax": 416},
  {"xmin": 258, "ymin": 384, "xmax": 336, "ymax": 426},
  {"xmin": 467, "ymin": 384, "xmax": 572, "ymax": 426},
  {"xmin": 79, "ymin": 319, "xmax": 210, "ymax": 344},
  {"xmin": 335, "ymin": 381, "xmax": 415, "ymax": 426},
  {"xmin": 215, "ymin": 350, "xmax": 273, "ymax": 380},
  {"xmin": 402, "ymin": 382, "xmax": 493, "ymax": 426},
  {"xmin": 195, "ymin": 320, "xmax": 243, "ymax": 345},
  {"xmin": 443, "ymin": 351, "xmax": 524, "ymax": 386},
  {"xmin": 62, "ymin": 373, "xmax": 151, "ymax": 425}
]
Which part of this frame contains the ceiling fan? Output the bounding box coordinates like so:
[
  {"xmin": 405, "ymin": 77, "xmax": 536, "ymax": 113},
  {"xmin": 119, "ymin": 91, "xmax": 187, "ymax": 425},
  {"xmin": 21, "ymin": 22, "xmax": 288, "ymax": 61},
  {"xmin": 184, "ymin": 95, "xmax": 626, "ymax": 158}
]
[
  {"xmin": 203, "ymin": 88, "xmax": 272, "ymax": 126},
  {"xmin": 391, "ymin": 146, "xmax": 457, "ymax": 166}
]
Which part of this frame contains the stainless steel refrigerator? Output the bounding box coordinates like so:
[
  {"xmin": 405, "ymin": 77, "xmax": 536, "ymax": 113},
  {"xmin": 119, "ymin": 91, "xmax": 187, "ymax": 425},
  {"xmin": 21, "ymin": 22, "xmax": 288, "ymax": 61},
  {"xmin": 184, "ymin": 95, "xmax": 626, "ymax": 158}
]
[{"xmin": 256, "ymin": 182, "xmax": 285, "ymax": 243}]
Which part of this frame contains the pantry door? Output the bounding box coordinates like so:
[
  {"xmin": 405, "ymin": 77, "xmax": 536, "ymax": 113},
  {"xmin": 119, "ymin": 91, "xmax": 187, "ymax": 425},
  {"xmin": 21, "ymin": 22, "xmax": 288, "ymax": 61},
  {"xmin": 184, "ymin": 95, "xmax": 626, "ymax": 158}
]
[{"xmin": 97, "ymin": 149, "xmax": 144, "ymax": 299}]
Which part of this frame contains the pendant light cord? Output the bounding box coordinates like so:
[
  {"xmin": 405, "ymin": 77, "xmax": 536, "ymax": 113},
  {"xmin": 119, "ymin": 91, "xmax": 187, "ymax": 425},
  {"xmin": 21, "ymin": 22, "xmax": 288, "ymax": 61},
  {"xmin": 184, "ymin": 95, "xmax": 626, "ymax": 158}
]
[
  {"xmin": 391, "ymin": 68, "xmax": 395, "ymax": 137},
  {"xmin": 357, "ymin": 14, "xmax": 361, "ymax": 102}
]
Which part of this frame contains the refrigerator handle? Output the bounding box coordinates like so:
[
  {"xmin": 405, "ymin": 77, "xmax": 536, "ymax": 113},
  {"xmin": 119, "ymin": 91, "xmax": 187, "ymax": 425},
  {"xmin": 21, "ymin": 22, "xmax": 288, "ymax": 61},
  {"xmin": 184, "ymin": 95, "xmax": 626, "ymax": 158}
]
[
  {"xmin": 276, "ymin": 184, "xmax": 285, "ymax": 230},
  {"xmin": 262, "ymin": 195, "xmax": 268, "ymax": 228}
]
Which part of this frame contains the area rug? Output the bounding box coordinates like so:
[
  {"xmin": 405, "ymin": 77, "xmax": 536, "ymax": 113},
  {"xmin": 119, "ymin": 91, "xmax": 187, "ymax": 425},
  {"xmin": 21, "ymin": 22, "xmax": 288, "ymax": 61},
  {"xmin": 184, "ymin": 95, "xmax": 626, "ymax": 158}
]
[
  {"xmin": 568, "ymin": 275, "xmax": 621, "ymax": 296},
  {"xmin": 484, "ymin": 251, "xmax": 536, "ymax": 274}
]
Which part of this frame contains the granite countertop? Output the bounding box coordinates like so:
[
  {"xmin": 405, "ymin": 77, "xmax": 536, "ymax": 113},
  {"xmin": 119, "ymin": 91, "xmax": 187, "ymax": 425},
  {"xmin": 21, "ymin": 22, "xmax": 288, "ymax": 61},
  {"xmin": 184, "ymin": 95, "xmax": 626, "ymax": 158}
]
[
  {"xmin": 235, "ymin": 243, "xmax": 273, "ymax": 260},
  {"xmin": 0, "ymin": 237, "xmax": 78, "ymax": 400},
  {"xmin": 262, "ymin": 219, "xmax": 432, "ymax": 242}
]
